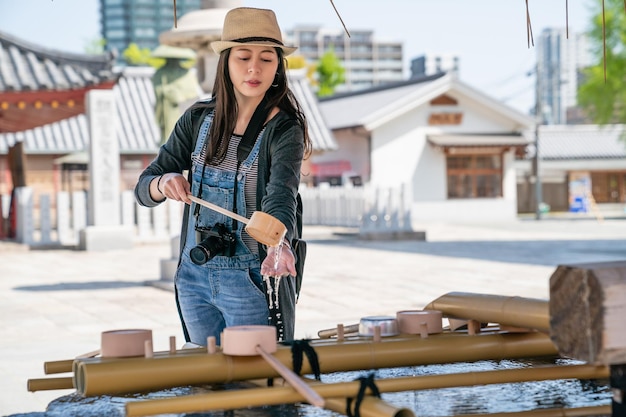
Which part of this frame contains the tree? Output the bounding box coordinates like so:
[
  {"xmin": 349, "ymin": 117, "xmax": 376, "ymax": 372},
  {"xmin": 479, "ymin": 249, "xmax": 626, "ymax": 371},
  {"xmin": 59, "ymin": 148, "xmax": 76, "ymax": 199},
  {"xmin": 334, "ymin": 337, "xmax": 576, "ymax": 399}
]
[
  {"xmin": 286, "ymin": 55, "xmax": 307, "ymax": 70},
  {"xmin": 315, "ymin": 48, "xmax": 345, "ymax": 97},
  {"xmin": 123, "ymin": 43, "xmax": 162, "ymax": 67},
  {"xmin": 84, "ymin": 38, "xmax": 106, "ymax": 55},
  {"xmin": 577, "ymin": 0, "xmax": 626, "ymax": 124}
]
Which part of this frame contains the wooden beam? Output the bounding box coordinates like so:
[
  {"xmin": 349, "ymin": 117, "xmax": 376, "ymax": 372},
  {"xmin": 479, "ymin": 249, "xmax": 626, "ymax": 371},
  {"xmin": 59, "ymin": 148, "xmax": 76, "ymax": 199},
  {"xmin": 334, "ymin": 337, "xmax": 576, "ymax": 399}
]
[{"xmin": 549, "ymin": 261, "xmax": 626, "ymax": 365}]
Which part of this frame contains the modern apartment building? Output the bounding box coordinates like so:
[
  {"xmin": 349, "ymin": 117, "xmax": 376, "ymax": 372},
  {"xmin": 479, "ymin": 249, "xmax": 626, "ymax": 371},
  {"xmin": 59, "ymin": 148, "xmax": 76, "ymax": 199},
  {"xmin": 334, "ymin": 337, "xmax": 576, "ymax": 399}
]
[
  {"xmin": 536, "ymin": 28, "xmax": 592, "ymax": 124},
  {"xmin": 410, "ymin": 53, "xmax": 459, "ymax": 79},
  {"xmin": 285, "ymin": 25, "xmax": 404, "ymax": 93},
  {"xmin": 99, "ymin": 0, "xmax": 201, "ymax": 63}
]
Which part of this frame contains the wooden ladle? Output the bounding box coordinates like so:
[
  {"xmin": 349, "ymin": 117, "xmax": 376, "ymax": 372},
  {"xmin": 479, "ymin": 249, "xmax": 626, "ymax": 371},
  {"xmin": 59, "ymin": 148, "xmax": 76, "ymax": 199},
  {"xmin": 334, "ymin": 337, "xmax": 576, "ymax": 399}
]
[
  {"xmin": 187, "ymin": 195, "xmax": 286, "ymax": 247},
  {"xmin": 222, "ymin": 325, "xmax": 325, "ymax": 408}
]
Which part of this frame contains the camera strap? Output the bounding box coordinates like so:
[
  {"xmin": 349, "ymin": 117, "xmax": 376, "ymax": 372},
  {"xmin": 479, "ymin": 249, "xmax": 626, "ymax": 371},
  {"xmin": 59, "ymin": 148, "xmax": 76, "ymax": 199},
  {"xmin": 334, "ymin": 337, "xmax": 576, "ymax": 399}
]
[{"xmin": 237, "ymin": 96, "xmax": 270, "ymax": 164}]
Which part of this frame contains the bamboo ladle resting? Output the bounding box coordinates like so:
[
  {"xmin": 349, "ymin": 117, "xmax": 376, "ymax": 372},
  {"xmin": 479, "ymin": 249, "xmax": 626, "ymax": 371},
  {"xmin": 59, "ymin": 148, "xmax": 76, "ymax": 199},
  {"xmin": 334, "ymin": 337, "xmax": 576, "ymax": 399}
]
[
  {"xmin": 187, "ymin": 194, "xmax": 286, "ymax": 247},
  {"xmin": 222, "ymin": 325, "xmax": 325, "ymax": 408}
]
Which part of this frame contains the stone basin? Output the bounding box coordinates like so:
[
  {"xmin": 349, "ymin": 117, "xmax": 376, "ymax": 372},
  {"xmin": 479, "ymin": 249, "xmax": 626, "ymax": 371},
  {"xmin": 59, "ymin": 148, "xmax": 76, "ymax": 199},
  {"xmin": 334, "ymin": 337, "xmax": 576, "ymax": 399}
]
[{"xmin": 10, "ymin": 358, "xmax": 611, "ymax": 417}]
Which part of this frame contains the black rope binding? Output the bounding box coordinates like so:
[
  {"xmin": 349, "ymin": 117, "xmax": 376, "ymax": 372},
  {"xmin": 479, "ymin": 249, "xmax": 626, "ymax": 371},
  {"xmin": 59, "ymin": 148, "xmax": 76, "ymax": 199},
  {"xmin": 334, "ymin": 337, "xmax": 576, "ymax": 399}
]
[
  {"xmin": 281, "ymin": 339, "xmax": 322, "ymax": 381},
  {"xmin": 346, "ymin": 373, "xmax": 381, "ymax": 417}
]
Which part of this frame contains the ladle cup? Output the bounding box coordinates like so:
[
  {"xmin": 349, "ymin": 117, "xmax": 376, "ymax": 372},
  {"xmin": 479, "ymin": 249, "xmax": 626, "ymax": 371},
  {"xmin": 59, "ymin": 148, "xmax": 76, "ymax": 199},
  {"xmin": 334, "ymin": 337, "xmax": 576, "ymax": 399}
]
[
  {"xmin": 187, "ymin": 195, "xmax": 286, "ymax": 247},
  {"xmin": 222, "ymin": 325, "xmax": 325, "ymax": 408}
]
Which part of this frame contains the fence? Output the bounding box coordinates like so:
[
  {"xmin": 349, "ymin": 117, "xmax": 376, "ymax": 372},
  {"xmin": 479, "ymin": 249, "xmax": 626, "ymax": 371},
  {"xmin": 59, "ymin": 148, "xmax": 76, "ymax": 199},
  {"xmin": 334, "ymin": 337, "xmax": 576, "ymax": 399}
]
[{"xmin": 1, "ymin": 184, "xmax": 413, "ymax": 248}]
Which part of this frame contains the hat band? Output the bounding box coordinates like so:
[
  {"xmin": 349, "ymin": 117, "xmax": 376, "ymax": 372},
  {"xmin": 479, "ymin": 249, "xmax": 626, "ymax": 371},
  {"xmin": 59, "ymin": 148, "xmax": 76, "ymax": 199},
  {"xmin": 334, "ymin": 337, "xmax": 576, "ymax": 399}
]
[{"xmin": 232, "ymin": 36, "xmax": 284, "ymax": 46}]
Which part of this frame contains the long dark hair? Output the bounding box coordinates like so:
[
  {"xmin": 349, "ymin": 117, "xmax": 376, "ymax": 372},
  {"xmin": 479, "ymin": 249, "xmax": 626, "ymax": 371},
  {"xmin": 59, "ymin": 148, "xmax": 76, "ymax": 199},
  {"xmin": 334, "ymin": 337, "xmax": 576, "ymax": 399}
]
[{"xmin": 195, "ymin": 48, "xmax": 312, "ymax": 165}]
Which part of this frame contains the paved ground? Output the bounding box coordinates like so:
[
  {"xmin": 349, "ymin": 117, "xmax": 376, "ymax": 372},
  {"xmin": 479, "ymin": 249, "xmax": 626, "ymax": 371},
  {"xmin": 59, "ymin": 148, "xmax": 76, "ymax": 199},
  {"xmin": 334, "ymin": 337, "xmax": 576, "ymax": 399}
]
[{"xmin": 1, "ymin": 217, "xmax": 626, "ymax": 416}]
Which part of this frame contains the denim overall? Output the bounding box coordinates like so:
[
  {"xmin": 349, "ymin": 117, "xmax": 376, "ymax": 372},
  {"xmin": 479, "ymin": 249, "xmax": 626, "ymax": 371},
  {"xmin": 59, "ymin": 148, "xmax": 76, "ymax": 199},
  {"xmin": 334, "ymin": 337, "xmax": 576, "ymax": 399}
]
[{"xmin": 174, "ymin": 112, "xmax": 270, "ymax": 346}]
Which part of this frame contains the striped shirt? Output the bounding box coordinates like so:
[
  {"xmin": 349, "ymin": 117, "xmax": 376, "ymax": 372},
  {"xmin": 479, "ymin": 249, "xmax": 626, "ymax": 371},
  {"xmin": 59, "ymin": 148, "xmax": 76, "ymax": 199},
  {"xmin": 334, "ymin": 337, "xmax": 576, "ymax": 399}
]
[{"xmin": 193, "ymin": 132, "xmax": 261, "ymax": 254}]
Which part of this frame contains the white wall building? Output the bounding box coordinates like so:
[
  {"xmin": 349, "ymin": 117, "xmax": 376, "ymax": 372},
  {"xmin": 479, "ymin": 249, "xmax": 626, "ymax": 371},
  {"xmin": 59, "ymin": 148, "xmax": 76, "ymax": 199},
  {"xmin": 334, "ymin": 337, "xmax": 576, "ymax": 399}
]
[{"xmin": 318, "ymin": 73, "xmax": 534, "ymax": 223}]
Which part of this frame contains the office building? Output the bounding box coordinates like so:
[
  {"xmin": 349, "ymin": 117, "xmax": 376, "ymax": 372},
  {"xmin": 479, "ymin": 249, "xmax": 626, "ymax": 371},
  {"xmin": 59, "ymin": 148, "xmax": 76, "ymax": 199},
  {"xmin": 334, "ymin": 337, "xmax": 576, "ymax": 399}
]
[
  {"xmin": 286, "ymin": 25, "xmax": 404, "ymax": 93},
  {"xmin": 536, "ymin": 28, "xmax": 592, "ymax": 124},
  {"xmin": 99, "ymin": 0, "xmax": 201, "ymax": 63}
]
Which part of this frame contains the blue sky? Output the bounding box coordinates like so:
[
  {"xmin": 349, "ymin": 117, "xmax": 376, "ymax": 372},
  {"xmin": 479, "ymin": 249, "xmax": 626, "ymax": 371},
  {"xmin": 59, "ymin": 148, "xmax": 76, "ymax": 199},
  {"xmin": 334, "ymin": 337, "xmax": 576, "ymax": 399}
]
[{"xmin": 0, "ymin": 0, "xmax": 596, "ymax": 114}]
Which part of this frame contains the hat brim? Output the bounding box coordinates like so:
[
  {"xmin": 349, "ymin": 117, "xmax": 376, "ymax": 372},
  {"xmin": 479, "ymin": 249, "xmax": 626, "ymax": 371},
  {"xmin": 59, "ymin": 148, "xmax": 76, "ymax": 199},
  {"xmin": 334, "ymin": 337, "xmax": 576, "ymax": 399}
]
[{"xmin": 211, "ymin": 40, "xmax": 297, "ymax": 56}]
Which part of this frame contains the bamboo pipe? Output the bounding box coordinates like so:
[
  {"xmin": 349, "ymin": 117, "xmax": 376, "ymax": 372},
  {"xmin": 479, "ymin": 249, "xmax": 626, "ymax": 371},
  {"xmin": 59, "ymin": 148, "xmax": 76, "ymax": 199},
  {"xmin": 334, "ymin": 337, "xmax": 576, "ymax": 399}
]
[
  {"xmin": 127, "ymin": 381, "xmax": 413, "ymax": 417},
  {"xmin": 125, "ymin": 364, "xmax": 608, "ymax": 417},
  {"xmin": 66, "ymin": 345, "xmax": 207, "ymax": 376},
  {"xmin": 325, "ymin": 396, "xmax": 413, "ymax": 417},
  {"xmin": 44, "ymin": 359, "xmax": 74, "ymax": 375},
  {"xmin": 42, "ymin": 330, "xmax": 494, "ymax": 382},
  {"xmin": 188, "ymin": 195, "xmax": 286, "ymax": 246},
  {"xmin": 255, "ymin": 345, "xmax": 325, "ymax": 407},
  {"xmin": 27, "ymin": 376, "xmax": 74, "ymax": 392},
  {"xmin": 47, "ymin": 331, "xmax": 474, "ymax": 375},
  {"xmin": 49, "ymin": 325, "xmax": 517, "ymax": 377},
  {"xmin": 259, "ymin": 379, "xmax": 414, "ymax": 417},
  {"xmin": 460, "ymin": 405, "xmax": 611, "ymax": 417},
  {"xmin": 46, "ymin": 332, "xmax": 461, "ymax": 376},
  {"xmin": 424, "ymin": 292, "xmax": 550, "ymax": 333},
  {"xmin": 76, "ymin": 332, "xmax": 558, "ymax": 396},
  {"xmin": 44, "ymin": 349, "xmax": 100, "ymax": 374}
]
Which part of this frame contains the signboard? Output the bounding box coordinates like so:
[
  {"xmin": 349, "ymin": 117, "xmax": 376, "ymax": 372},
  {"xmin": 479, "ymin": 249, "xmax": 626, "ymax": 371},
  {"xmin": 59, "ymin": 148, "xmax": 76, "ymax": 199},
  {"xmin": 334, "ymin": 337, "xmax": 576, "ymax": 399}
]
[{"xmin": 568, "ymin": 171, "xmax": 591, "ymax": 213}]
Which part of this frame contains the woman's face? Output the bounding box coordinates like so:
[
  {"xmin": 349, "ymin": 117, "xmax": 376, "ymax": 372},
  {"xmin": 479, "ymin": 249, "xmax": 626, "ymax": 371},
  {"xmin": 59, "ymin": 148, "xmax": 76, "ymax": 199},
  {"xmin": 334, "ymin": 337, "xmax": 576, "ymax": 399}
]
[{"xmin": 228, "ymin": 45, "xmax": 279, "ymax": 101}]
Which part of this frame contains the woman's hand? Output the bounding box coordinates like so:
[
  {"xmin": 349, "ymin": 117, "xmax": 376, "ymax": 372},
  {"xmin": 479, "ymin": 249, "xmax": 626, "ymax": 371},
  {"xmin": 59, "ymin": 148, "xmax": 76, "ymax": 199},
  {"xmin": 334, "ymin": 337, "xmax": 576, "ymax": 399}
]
[
  {"xmin": 155, "ymin": 173, "xmax": 191, "ymax": 204},
  {"xmin": 261, "ymin": 243, "xmax": 296, "ymax": 277}
]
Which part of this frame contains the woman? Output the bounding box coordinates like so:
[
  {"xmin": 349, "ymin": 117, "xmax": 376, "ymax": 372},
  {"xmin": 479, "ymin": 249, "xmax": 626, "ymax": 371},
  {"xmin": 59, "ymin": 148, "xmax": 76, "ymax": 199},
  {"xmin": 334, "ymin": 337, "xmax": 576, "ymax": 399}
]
[{"xmin": 134, "ymin": 7, "xmax": 311, "ymax": 345}]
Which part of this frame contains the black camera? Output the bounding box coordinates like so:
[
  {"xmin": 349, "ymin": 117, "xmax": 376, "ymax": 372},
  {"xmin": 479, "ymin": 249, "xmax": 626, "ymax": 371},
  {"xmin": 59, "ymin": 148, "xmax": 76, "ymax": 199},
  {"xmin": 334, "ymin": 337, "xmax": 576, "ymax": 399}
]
[{"xmin": 189, "ymin": 223, "xmax": 235, "ymax": 265}]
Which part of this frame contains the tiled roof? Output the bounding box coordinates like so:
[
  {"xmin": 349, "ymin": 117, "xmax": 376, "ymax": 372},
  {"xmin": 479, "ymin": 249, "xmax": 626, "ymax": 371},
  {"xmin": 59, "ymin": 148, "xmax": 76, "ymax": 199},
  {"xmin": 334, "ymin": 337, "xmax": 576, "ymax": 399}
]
[
  {"xmin": 0, "ymin": 67, "xmax": 336, "ymax": 155},
  {"xmin": 288, "ymin": 69, "xmax": 337, "ymax": 151},
  {"xmin": 0, "ymin": 30, "xmax": 337, "ymax": 155},
  {"xmin": 318, "ymin": 74, "xmax": 445, "ymax": 130},
  {"xmin": 538, "ymin": 124, "xmax": 626, "ymax": 160},
  {"xmin": 0, "ymin": 67, "xmax": 161, "ymax": 155},
  {"xmin": 0, "ymin": 30, "xmax": 117, "ymax": 92}
]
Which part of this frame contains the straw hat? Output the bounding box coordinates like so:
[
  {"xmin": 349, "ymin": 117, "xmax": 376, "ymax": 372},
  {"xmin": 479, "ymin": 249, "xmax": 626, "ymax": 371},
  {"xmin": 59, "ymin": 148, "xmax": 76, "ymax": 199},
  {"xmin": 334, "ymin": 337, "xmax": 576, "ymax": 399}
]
[{"xmin": 210, "ymin": 7, "xmax": 297, "ymax": 56}]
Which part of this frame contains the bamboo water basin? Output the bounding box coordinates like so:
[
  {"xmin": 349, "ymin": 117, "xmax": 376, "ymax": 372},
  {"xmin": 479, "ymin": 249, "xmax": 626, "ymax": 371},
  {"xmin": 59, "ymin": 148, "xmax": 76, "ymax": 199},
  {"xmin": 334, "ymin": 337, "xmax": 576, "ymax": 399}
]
[
  {"xmin": 38, "ymin": 357, "xmax": 611, "ymax": 417},
  {"xmin": 25, "ymin": 291, "xmax": 619, "ymax": 417}
]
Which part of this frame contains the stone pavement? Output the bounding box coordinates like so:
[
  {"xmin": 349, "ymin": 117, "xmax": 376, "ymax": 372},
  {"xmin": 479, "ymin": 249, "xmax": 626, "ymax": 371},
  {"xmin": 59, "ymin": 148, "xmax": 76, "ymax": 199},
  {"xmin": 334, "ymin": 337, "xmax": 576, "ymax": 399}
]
[{"xmin": 1, "ymin": 218, "xmax": 626, "ymax": 416}]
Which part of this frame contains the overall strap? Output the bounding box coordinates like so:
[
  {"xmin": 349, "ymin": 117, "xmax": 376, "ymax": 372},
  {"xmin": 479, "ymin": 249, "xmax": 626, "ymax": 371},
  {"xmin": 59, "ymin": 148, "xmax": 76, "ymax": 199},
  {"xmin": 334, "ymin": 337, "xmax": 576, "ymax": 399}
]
[{"xmin": 232, "ymin": 97, "xmax": 271, "ymax": 230}]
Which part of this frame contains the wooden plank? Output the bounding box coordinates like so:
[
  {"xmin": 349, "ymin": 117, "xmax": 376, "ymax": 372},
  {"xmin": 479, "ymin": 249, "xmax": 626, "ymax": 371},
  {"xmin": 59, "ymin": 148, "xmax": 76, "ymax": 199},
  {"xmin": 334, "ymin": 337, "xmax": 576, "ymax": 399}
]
[{"xmin": 549, "ymin": 261, "xmax": 626, "ymax": 364}]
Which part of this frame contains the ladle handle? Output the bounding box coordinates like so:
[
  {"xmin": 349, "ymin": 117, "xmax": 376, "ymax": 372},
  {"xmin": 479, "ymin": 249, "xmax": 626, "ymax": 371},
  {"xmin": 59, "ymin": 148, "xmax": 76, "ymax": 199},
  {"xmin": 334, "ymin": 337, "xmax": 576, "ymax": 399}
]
[
  {"xmin": 317, "ymin": 324, "xmax": 359, "ymax": 339},
  {"xmin": 188, "ymin": 195, "xmax": 249, "ymax": 225},
  {"xmin": 255, "ymin": 345, "xmax": 325, "ymax": 408}
]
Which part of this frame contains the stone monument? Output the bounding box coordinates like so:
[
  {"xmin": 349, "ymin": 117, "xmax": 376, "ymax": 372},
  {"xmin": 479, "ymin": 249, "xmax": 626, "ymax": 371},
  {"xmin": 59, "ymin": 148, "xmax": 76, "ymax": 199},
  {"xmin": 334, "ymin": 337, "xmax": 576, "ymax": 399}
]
[{"xmin": 79, "ymin": 89, "xmax": 134, "ymax": 251}]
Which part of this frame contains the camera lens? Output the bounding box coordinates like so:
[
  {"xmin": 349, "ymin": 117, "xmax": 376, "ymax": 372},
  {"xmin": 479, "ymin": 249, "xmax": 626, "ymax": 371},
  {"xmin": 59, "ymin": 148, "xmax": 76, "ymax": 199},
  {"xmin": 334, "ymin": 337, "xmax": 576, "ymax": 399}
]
[
  {"xmin": 189, "ymin": 235, "xmax": 226, "ymax": 265},
  {"xmin": 190, "ymin": 245, "xmax": 211, "ymax": 265}
]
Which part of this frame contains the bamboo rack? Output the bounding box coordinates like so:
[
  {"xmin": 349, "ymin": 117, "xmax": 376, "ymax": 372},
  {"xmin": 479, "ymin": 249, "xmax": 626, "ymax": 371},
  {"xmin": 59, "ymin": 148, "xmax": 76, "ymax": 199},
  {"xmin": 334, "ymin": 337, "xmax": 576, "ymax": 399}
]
[
  {"xmin": 75, "ymin": 332, "xmax": 557, "ymax": 396},
  {"xmin": 125, "ymin": 363, "xmax": 608, "ymax": 416}
]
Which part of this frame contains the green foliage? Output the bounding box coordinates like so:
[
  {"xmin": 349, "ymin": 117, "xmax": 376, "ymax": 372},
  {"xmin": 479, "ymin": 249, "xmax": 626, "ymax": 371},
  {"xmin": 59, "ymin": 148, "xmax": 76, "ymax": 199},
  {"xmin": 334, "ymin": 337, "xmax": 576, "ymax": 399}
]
[
  {"xmin": 315, "ymin": 48, "xmax": 345, "ymax": 97},
  {"xmin": 84, "ymin": 38, "xmax": 106, "ymax": 55},
  {"xmin": 577, "ymin": 0, "xmax": 626, "ymax": 124},
  {"xmin": 286, "ymin": 55, "xmax": 320, "ymax": 87},
  {"xmin": 122, "ymin": 43, "xmax": 167, "ymax": 68},
  {"xmin": 286, "ymin": 55, "xmax": 307, "ymax": 70}
]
